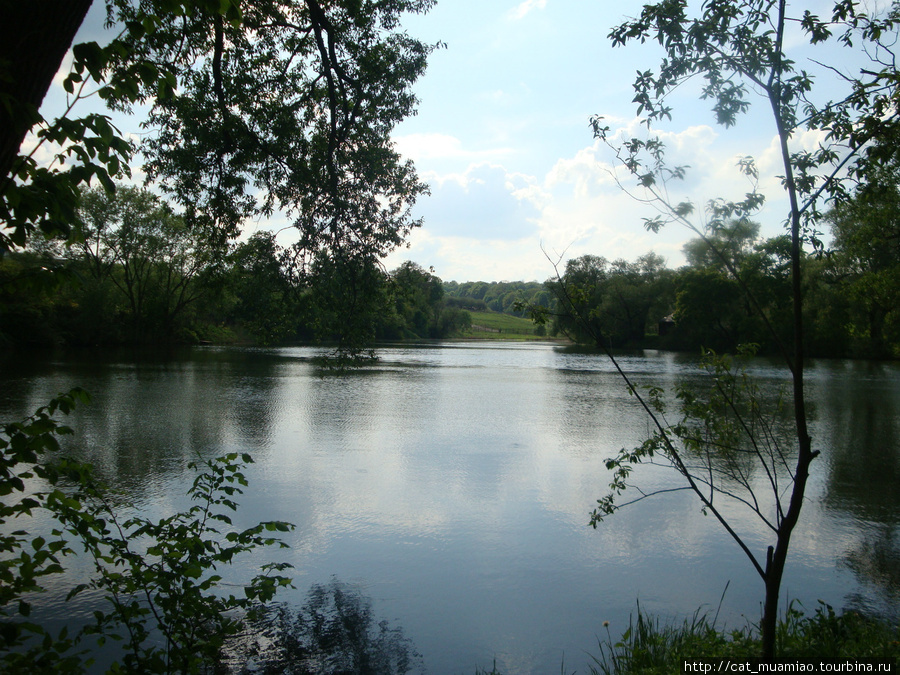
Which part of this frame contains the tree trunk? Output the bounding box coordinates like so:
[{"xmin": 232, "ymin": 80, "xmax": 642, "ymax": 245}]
[
  {"xmin": 761, "ymin": 548, "xmax": 779, "ymax": 661},
  {"xmin": 761, "ymin": 433, "xmax": 813, "ymax": 661},
  {"xmin": 0, "ymin": 0, "xmax": 93, "ymax": 182}
]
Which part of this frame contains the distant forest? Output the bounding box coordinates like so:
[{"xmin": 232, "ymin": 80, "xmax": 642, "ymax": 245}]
[
  {"xmin": 2, "ymin": 181, "xmax": 898, "ymax": 360},
  {"xmin": 450, "ymin": 207, "xmax": 899, "ymax": 359}
]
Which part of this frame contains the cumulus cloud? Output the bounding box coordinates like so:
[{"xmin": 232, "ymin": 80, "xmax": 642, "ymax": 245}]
[
  {"xmin": 546, "ymin": 142, "xmax": 618, "ymax": 198},
  {"xmin": 415, "ymin": 163, "xmax": 543, "ymax": 241},
  {"xmin": 387, "ymin": 117, "xmax": 807, "ymax": 282}
]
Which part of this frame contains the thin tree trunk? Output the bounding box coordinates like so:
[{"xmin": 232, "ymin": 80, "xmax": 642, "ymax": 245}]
[{"xmin": 758, "ymin": 9, "xmax": 816, "ymax": 650}]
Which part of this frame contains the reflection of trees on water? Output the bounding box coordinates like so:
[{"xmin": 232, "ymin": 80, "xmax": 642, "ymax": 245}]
[
  {"xmin": 235, "ymin": 578, "xmax": 423, "ymax": 675},
  {"xmin": 817, "ymin": 361, "xmax": 900, "ymax": 617},
  {"xmin": 840, "ymin": 527, "xmax": 900, "ymax": 620},
  {"xmin": 822, "ymin": 394, "xmax": 900, "ymax": 523},
  {"xmin": 23, "ymin": 349, "xmax": 288, "ymax": 499}
]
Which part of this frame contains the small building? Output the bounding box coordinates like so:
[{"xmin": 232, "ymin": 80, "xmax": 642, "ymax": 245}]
[{"xmin": 658, "ymin": 314, "xmax": 676, "ymax": 337}]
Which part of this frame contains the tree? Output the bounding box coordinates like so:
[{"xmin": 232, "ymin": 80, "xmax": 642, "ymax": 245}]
[
  {"xmin": 546, "ymin": 254, "xmax": 612, "ymax": 344},
  {"xmin": 671, "ymin": 268, "xmax": 743, "ymax": 350},
  {"xmin": 224, "ymin": 231, "xmax": 305, "ymax": 345},
  {"xmin": 0, "ymin": 231, "xmax": 85, "ymax": 345},
  {"xmin": 828, "ymin": 162, "xmax": 900, "ymax": 357},
  {"xmin": 437, "ymin": 305, "xmax": 472, "ymax": 337},
  {"xmin": 671, "ymin": 234, "xmax": 794, "ymax": 353},
  {"xmin": 77, "ymin": 184, "xmax": 215, "ymax": 341},
  {"xmin": 0, "ymin": 1, "xmax": 97, "ymax": 252},
  {"xmin": 0, "ymin": 2, "xmax": 91, "ymax": 181},
  {"xmin": 2, "ymin": 1, "xmax": 436, "ymax": 337},
  {"xmin": 307, "ymin": 249, "xmax": 391, "ymax": 363},
  {"xmin": 589, "ymin": 0, "xmax": 900, "ymax": 660},
  {"xmin": 683, "ymin": 219, "xmax": 760, "ymax": 273},
  {"xmin": 546, "ymin": 253, "xmax": 671, "ymax": 348},
  {"xmin": 389, "ymin": 261, "xmax": 444, "ymax": 338},
  {"xmin": 137, "ymin": 0, "xmax": 435, "ymax": 258}
]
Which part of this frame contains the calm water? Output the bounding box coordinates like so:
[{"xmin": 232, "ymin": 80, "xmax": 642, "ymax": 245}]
[{"xmin": 1, "ymin": 342, "xmax": 898, "ymax": 673}]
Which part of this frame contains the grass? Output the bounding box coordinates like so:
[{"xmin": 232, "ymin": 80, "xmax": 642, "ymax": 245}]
[
  {"xmin": 474, "ymin": 603, "xmax": 899, "ymax": 675},
  {"xmin": 589, "ymin": 602, "xmax": 900, "ymax": 675},
  {"xmin": 458, "ymin": 310, "xmax": 556, "ymax": 341}
]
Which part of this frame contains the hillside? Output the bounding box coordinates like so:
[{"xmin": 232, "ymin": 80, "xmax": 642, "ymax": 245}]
[{"xmin": 456, "ymin": 310, "xmax": 556, "ymax": 341}]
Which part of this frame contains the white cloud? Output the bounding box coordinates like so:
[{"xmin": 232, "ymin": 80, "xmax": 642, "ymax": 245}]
[
  {"xmin": 392, "ymin": 116, "xmax": 809, "ymax": 282},
  {"xmin": 507, "ymin": 0, "xmax": 547, "ymax": 21},
  {"xmin": 18, "ymin": 131, "xmax": 61, "ymax": 168},
  {"xmin": 52, "ymin": 51, "xmax": 75, "ymax": 90},
  {"xmin": 414, "ymin": 163, "xmax": 543, "ymax": 241},
  {"xmin": 394, "ymin": 133, "xmax": 513, "ymax": 163},
  {"xmin": 546, "ymin": 142, "xmax": 618, "ymax": 198}
]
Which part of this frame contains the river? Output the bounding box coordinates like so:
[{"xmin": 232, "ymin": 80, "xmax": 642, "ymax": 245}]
[{"xmin": 1, "ymin": 342, "xmax": 898, "ymax": 673}]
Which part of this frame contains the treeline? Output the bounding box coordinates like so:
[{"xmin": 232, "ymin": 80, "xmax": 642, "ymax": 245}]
[
  {"xmin": 442, "ymin": 280, "xmax": 552, "ymax": 316},
  {"xmin": 0, "ymin": 185, "xmax": 471, "ymax": 348},
  {"xmin": 4, "ymin": 175, "xmax": 898, "ymax": 360},
  {"xmin": 445, "ymin": 191, "xmax": 900, "ymax": 359},
  {"xmin": 527, "ymin": 203, "xmax": 899, "ymax": 358}
]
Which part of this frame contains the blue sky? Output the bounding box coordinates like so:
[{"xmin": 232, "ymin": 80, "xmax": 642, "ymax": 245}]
[
  {"xmin": 41, "ymin": 0, "xmax": 843, "ymax": 282},
  {"xmin": 381, "ymin": 0, "xmax": 810, "ymax": 281}
]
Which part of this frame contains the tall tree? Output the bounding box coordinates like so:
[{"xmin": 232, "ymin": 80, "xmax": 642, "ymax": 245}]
[
  {"xmin": 674, "ymin": 232, "xmax": 794, "ymax": 353},
  {"xmin": 547, "ymin": 253, "xmax": 670, "ymax": 347},
  {"xmin": 1, "ymin": 0, "xmax": 436, "ymax": 284},
  {"xmin": 589, "ymin": 0, "xmax": 900, "ymax": 659},
  {"xmin": 78, "ymin": 184, "xmax": 215, "ymax": 340},
  {"xmin": 136, "ymin": 0, "xmax": 435, "ymax": 259},
  {"xmin": 683, "ymin": 220, "xmax": 760, "ymax": 273},
  {"xmin": 0, "ymin": 0, "xmax": 92, "ymax": 184},
  {"xmin": 828, "ymin": 162, "xmax": 900, "ymax": 357},
  {"xmin": 0, "ymin": 0, "xmax": 126, "ymax": 254},
  {"xmin": 390, "ymin": 261, "xmax": 444, "ymax": 338},
  {"xmin": 224, "ymin": 231, "xmax": 303, "ymax": 345}
]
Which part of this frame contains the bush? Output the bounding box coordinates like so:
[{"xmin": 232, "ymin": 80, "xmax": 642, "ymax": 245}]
[{"xmin": 0, "ymin": 391, "xmax": 294, "ymax": 674}]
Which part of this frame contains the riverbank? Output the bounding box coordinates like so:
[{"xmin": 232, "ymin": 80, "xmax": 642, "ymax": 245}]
[{"xmin": 476, "ymin": 605, "xmax": 900, "ymax": 674}]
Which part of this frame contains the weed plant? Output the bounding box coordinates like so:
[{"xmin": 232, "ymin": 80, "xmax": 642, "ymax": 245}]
[{"xmin": 590, "ymin": 602, "xmax": 900, "ymax": 675}]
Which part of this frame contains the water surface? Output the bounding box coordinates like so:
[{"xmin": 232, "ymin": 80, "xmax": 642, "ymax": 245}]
[{"xmin": 1, "ymin": 343, "xmax": 898, "ymax": 673}]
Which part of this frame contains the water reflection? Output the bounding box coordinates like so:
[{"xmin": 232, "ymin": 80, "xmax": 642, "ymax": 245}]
[
  {"xmin": 820, "ymin": 362, "xmax": 900, "ymax": 522},
  {"xmin": 841, "ymin": 526, "xmax": 900, "ymax": 619},
  {"xmin": 2, "ymin": 345, "xmax": 899, "ymax": 672},
  {"xmin": 0, "ymin": 347, "xmax": 294, "ymax": 500},
  {"xmin": 235, "ymin": 578, "xmax": 423, "ymax": 675},
  {"xmin": 814, "ymin": 360, "xmax": 900, "ymax": 617}
]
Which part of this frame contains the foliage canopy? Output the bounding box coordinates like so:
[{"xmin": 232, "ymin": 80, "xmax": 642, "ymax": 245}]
[{"xmin": 1, "ymin": 0, "xmax": 437, "ymax": 271}]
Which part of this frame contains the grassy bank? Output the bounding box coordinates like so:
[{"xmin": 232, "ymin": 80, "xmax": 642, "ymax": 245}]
[
  {"xmin": 594, "ymin": 604, "xmax": 898, "ymax": 674},
  {"xmin": 458, "ymin": 310, "xmax": 556, "ymax": 341},
  {"xmin": 476, "ymin": 604, "xmax": 899, "ymax": 675}
]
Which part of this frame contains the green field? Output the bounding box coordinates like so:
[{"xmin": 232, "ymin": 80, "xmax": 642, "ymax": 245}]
[{"xmin": 458, "ymin": 310, "xmax": 554, "ymax": 340}]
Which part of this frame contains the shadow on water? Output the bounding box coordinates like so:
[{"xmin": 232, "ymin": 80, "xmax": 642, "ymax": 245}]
[{"xmin": 231, "ymin": 578, "xmax": 423, "ymax": 675}]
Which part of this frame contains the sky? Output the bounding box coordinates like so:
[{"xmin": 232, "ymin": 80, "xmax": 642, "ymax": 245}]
[
  {"xmin": 42, "ymin": 0, "xmax": 846, "ymax": 283},
  {"xmin": 379, "ymin": 0, "xmax": 807, "ymax": 282}
]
